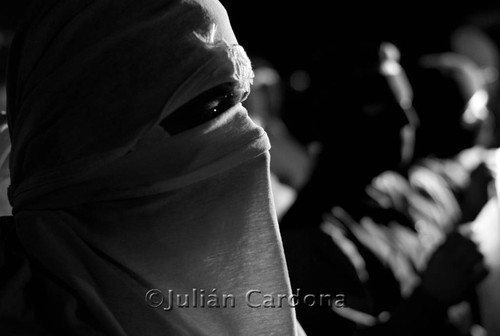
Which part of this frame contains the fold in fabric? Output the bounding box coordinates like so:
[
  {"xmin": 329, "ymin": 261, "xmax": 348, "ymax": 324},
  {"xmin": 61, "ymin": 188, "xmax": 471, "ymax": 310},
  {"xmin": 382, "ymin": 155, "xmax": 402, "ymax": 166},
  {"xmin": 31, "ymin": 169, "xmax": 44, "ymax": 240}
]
[{"xmin": 1, "ymin": 0, "xmax": 299, "ymax": 334}]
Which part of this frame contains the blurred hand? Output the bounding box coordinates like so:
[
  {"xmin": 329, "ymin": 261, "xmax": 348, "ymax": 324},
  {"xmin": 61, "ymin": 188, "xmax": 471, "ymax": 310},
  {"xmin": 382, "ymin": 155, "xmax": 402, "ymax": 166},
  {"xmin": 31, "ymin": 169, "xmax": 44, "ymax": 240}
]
[{"xmin": 421, "ymin": 230, "xmax": 488, "ymax": 306}]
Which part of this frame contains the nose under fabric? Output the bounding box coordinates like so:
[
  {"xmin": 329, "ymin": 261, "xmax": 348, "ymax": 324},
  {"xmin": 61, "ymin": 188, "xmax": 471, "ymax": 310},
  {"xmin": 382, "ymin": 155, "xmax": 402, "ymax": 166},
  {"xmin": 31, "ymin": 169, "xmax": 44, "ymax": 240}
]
[{"xmin": 1, "ymin": 0, "xmax": 300, "ymax": 335}]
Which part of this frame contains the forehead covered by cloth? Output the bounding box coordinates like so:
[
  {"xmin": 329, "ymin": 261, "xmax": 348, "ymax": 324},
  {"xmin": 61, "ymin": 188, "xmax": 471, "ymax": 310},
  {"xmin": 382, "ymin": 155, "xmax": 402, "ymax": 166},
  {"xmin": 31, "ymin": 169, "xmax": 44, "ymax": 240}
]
[{"xmin": 7, "ymin": 0, "xmax": 255, "ymax": 204}]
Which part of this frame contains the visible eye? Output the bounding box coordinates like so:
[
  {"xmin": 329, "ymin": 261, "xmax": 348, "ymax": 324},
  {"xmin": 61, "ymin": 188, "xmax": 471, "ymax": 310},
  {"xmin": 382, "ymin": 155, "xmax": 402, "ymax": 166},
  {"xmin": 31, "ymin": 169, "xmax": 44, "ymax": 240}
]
[
  {"xmin": 160, "ymin": 83, "xmax": 245, "ymax": 134},
  {"xmin": 209, "ymin": 90, "xmax": 246, "ymax": 115}
]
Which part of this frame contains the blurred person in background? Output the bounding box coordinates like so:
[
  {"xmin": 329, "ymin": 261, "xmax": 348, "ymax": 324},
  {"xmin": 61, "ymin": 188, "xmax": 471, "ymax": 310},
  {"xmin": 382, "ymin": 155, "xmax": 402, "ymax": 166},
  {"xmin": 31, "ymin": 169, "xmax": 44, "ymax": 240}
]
[
  {"xmin": 363, "ymin": 50, "xmax": 498, "ymax": 335},
  {"xmin": 448, "ymin": 13, "xmax": 500, "ymax": 335},
  {"xmin": 450, "ymin": 10, "xmax": 500, "ymax": 149},
  {"xmin": 280, "ymin": 41, "xmax": 489, "ymax": 336},
  {"xmin": 407, "ymin": 51, "xmax": 496, "ymax": 226}
]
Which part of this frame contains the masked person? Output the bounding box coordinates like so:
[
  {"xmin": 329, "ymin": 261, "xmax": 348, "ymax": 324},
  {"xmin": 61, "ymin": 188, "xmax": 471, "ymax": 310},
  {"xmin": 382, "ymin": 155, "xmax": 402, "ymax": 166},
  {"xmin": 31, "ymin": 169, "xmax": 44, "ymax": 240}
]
[{"xmin": 0, "ymin": 1, "xmax": 304, "ymax": 335}]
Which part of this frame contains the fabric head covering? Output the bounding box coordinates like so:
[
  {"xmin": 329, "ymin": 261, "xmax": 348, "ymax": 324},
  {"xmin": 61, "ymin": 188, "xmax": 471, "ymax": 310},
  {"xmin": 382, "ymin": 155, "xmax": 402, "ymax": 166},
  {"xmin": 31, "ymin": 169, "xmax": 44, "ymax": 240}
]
[{"xmin": 1, "ymin": 0, "xmax": 299, "ymax": 335}]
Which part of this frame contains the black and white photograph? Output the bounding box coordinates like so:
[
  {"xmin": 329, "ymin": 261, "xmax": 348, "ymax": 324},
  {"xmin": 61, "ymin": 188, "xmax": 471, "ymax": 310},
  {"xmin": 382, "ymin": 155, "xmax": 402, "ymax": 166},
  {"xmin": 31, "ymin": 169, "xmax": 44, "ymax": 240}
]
[{"xmin": 1, "ymin": 1, "xmax": 500, "ymax": 335}]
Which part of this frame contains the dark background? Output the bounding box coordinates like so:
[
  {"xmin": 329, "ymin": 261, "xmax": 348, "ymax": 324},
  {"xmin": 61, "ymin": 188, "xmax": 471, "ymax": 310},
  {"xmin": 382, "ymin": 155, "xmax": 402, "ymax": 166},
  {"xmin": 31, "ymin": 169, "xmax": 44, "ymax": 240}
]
[{"xmin": 221, "ymin": 2, "xmax": 500, "ymax": 74}]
